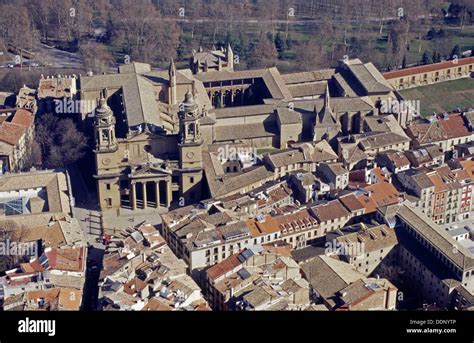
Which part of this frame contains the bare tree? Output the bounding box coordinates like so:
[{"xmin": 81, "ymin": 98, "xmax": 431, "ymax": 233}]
[
  {"xmin": 295, "ymin": 39, "xmax": 327, "ymax": 71},
  {"xmin": 79, "ymin": 42, "xmax": 114, "ymax": 73},
  {"xmin": 249, "ymin": 37, "xmax": 278, "ymax": 68}
]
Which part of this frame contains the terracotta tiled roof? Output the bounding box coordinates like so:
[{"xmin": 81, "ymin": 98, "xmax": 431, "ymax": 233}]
[
  {"xmin": 384, "ymin": 150, "xmax": 410, "ymax": 168},
  {"xmin": 460, "ymin": 159, "xmax": 474, "ymax": 182},
  {"xmin": 383, "ymin": 56, "xmax": 474, "ymax": 79},
  {"xmin": 429, "ymin": 173, "xmax": 448, "ymax": 192},
  {"xmin": 206, "ymin": 253, "xmax": 242, "ymax": 281},
  {"xmin": 45, "ymin": 246, "xmax": 85, "ymax": 272},
  {"xmin": 438, "ymin": 113, "xmax": 471, "ymax": 139},
  {"xmin": 407, "ymin": 113, "xmax": 471, "ymax": 144},
  {"xmin": 274, "ymin": 209, "xmax": 318, "ymax": 232},
  {"xmin": 0, "ymin": 108, "xmax": 33, "ymax": 145},
  {"xmin": 11, "ymin": 108, "xmax": 34, "ymax": 127},
  {"xmin": 123, "ymin": 277, "xmax": 148, "ymax": 295},
  {"xmin": 245, "ymin": 216, "xmax": 280, "ymax": 237},
  {"xmin": 356, "ymin": 181, "xmax": 401, "ymax": 213},
  {"xmin": 339, "ymin": 194, "xmax": 365, "ymax": 213},
  {"xmin": 262, "ymin": 241, "xmax": 292, "ymax": 257},
  {"xmin": 0, "ymin": 122, "xmax": 25, "ymax": 145}
]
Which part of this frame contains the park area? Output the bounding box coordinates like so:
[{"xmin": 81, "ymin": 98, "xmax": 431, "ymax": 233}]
[{"xmin": 400, "ymin": 77, "xmax": 474, "ymax": 116}]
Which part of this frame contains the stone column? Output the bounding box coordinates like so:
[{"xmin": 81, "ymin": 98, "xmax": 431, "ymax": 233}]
[
  {"xmin": 130, "ymin": 182, "xmax": 137, "ymax": 210},
  {"xmin": 155, "ymin": 181, "xmax": 160, "ymax": 208},
  {"xmin": 142, "ymin": 182, "xmax": 147, "ymax": 209}
]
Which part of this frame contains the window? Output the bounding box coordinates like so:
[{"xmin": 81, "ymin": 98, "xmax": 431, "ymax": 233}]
[
  {"xmin": 189, "ymin": 176, "xmax": 194, "ymax": 184},
  {"xmin": 187, "ymin": 123, "xmax": 195, "ymax": 135},
  {"xmin": 106, "ymin": 183, "xmax": 111, "ymax": 190},
  {"xmin": 158, "ymin": 90, "xmax": 166, "ymax": 102}
]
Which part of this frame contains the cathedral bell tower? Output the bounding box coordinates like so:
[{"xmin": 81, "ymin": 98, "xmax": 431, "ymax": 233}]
[
  {"xmin": 178, "ymin": 91, "xmax": 204, "ymax": 203},
  {"xmin": 94, "ymin": 91, "xmax": 117, "ymax": 152},
  {"xmin": 93, "ymin": 89, "xmax": 120, "ymax": 211}
]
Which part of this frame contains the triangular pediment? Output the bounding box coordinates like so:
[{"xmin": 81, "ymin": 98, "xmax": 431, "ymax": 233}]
[{"xmin": 130, "ymin": 163, "xmax": 172, "ymax": 177}]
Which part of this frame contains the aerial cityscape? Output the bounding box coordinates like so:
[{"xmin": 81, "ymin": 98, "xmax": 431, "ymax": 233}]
[{"xmin": 0, "ymin": 1, "xmax": 474, "ymax": 334}]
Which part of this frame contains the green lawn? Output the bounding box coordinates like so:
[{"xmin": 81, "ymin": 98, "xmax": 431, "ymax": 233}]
[{"xmin": 400, "ymin": 77, "xmax": 474, "ymax": 116}]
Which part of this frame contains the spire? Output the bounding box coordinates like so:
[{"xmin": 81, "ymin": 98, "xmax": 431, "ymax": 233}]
[
  {"xmin": 227, "ymin": 43, "xmax": 234, "ymax": 70},
  {"xmin": 324, "ymin": 83, "xmax": 330, "ymax": 110},
  {"xmin": 169, "ymin": 58, "xmax": 176, "ymax": 77},
  {"xmin": 169, "ymin": 58, "xmax": 177, "ymax": 105},
  {"xmin": 318, "ymin": 84, "xmax": 335, "ymax": 125}
]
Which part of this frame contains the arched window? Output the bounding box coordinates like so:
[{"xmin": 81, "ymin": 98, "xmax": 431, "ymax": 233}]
[{"xmin": 158, "ymin": 90, "xmax": 166, "ymax": 102}]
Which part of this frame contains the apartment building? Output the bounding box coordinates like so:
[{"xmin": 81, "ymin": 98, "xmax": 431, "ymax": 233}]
[
  {"xmin": 326, "ymin": 224, "xmax": 399, "ymax": 276},
  {"xmin": 394, "ymin": 204, "xmax": 474, "ymax": 309},
  {"xmin": 204, "ymin": 244, "xmax": 309, "ymax": 310},
  {"xmin": 406, "ymin": 112, "xmax": 474, "ymax": 152}
]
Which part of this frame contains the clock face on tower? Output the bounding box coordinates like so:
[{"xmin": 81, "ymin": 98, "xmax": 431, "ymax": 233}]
[
  {"xmin": 102, "ymin": 158, "xmax": 111, "ymax": 165},
  {"xmin": 186, "ymin": 151, "xmax": 195, "ymax": 159}
]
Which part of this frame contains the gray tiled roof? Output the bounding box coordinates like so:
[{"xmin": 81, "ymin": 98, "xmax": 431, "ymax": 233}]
[
  {"xmin": 213, "ymin": 104, "xmax": 275, "ymax": 119},
  {"xmin": 203, "ymin": 152, "xmax": 274, "ymax": 198},
  {"xmin": 302, "ymin": 255, "xmax": 363, "ymax": 299},
  {"xmin": 358, "ymin": 132, "xmax": 410, "ymax": 150},
  {"xmin": 195, "ymin": 67, "xmax": 292, "ymax": 100},
  {"xmin": 214, "ymin": 121, "xmax": 277, "ymax": 141},
  {"xmin": 80, "ymin": 63, "xmax": 202, "ymax": 130},
  {"xmin": 282, "ymin": 69, "xmax": 335, "ymax": 84},
  {"xmin": 276, "ymin": 107, "xmax": 302, "ymax": 125},
  {"xmin": 347, "ymin": 62, "xmax": 393, "ymax": 93},
  {"xmin": 288, "ymin": 82, "xmax": 327, "ymax": 98},
  {"xmin": 397, "ymin": 203, "xmax": 474, "ymax": 270},
  {"xmin": 0, "ymin": 170, "xmax": 70, "ymax": 215}
]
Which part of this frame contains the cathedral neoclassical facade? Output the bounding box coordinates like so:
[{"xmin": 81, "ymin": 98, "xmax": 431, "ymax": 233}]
[{"xmin": 77, "ymin": 47, "xmax": 411, "ymax": 211}]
